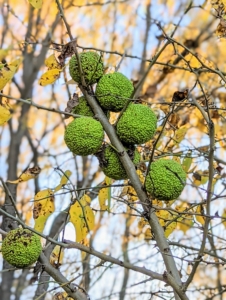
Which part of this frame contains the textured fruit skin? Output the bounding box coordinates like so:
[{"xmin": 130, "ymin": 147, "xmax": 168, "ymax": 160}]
[
  {"xmin": 64, "ymin": 117, "xmax": 104, "ymax": 156},
  {"xmin": 72, "ymin": 96, "xmax": 94, "ymax": 117},
  {"xmin": 69, "ymin": 51, "xmax": 104, "ymax": 85},
  {"xmin": 95, "ymin": 72, "xmax": 134, "ymax": 112},
  {"xmin": 101, "ymin": 146, "xmax": 140, "ymax": 180},
  {"xmin": 1, "ymin": 228, "xmax": 42, "ymax": 268},
  {"xmin": 145, "ymin": 159, "xmax": 186, "ymax": 201},
  {"xmin": 116, "ymin": 104, "xmax": 157, "ymax": 144}
]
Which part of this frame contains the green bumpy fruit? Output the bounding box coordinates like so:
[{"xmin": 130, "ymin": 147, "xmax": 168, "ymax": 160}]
[
  {"xmin": 145, "ymin": 159, "xmax": 186, "ymax": 201},
  {"xmin": 72, "ymin": 96, "xmax": 110, "ymax": 118},
  {"xmin": 100, "ymin": 145, "xmax": 140, "ymax": 180},
  {"xmin": 1, "ymin": 228, "xmax": 42, "ymax": 268},
  {"xmin": 95, "ymin": 72, "xmax": 134, "ymax": 112},
  {"xmin": 72, "ymin": 96, "xmax": 94, "ymax": 117},
  {"xmin": 64, "ymin": 117, "xmax": 104, "ymax": 156},
  {"xmin": 116, "ymin": 104, "xmax": 157, "ymax": 144},
  {"xmin": 69, "ymin": 51, "xmax": 104, "ymax": 85}
]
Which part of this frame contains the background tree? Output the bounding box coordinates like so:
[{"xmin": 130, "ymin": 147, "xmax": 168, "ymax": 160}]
[{"xmin": 0, "ymin": 0, "xmax": 226, "ymax": 299}]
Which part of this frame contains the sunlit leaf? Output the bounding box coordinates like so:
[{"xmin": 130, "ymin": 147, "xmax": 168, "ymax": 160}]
[
  {"xmin": 123, "ymin": 170, "xmax": 145, "ymax": 202},
  {"xmin": 28, "ymin": 0, "xmax": 42, "ymax": 9},
  {"xmin": 38, "ymin": 69, "xmax": 61, "ymax": 86},
  {"xmin": 177, "ymin": 214, "xmax": 193, "ymax": 233},
  {"xmin": 98, "ymin": 188, "xmax": 108, "ymax": 210},
  {"xmin": 54, "ymin": 170, "xmax": 72, "ymax": 192},
  {"xmin": 195, "ymin": 205, "xmax": 205, "ymax": 225},
  {"xmin": 33, "ymin": 189, "xmax": 55, "ymax": 233},
  {"xmin": 70, "ymin": 194, "xmax": 95, "ymax": 243},
  {"xmin": 138, "ymin": 218, "xmax": 149, "ymax": 229},
  {"xmin": 10, "ymin": 58, "xmax": 23, "ymax": 72},
  {"xmin": 45, "ymin": 54, "xmax": 62, "ymax": 70},
  {"xmin": 222, "ymin": 209, "xmax": 226, "ymax": 228},
  {"xmin": 53, "ymin": 292, "xmax": 73, "ymax": 300},
  {"xmin": 0, "ymin": 104, "xmax": 11, "ymax": 126},
  {"xmin": 164, "ymin": 220, "xmax": 177, "ymax": 238},
  {"xmin": 7, "ymin": 166, "xmax": 41, "ymax": 184},
  {"xmin": 174, "ymin": 124, "xmax": 188, "ymax": 145},
  {"xmin": 50, "ymin": 245, "xmax": 64, "ymax": 267},
  {"xmin": 0, "ymin": 65, "xmax": 16, "ymax": 90},
  {"xmin": 0, "ymin": 49, "xmax": 9, "ymax": 61},
  {"xmin": 182, "ymin": 152, "xmax": 192, "ymax": 172},
  {"xmin": 144, "ymin": 228, "xmax": 153, "ymax": 240},
  {"xmin": 175, "ymin": 203, "xmax": 193, "ymax": 233}
]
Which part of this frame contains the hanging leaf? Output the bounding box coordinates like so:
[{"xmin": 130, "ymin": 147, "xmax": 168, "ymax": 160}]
[
  {"xmin": 164, "ymin": 220, "xmax": 177, "ymax": 238},
  {"xmin": 98, "ymin": 176, "xmax": 111, "ymax": 210},
  {"xmin": 222, "ymin": 209, "xmax": 226, "ymax": 228},
  {"xmin": 195, "ymin": 205, "xmax": 205, "ymax": 225},
  {"xmin": 175, "ymin": 203, "xmax": 193, "ymax": 233},
  {"xmin": 33, "ymin": 189, "xmax": 55, "ymax": 233},
  {"xmin": 177, "ymin": 214, "xmax": 193, "ymax": 233},
  {"xmin": 0, "ymin": 49, "xmax": 9, "ymax": 61},
  {"xmin": 138, "ymin": 218, "xmax": 149, "ymax": 229},
  {"xmin": 10, "ymin": 58, "xmax": 23, "ymax": 72},
  {"xmin": 182, "ymin": 152, "xmax": 192, "ymax": 172},
  {"xmin": 28, "ymin": 0, "xmax": 42, "ymax": 9},
  {"xmin": 45, "ymin": 54, "xmax": 62, "ymax": 70},
  {"xmin": 0, "ymin": 65, "xmax": 16, "ymax": 90},
  {"xmin": 38, "ymin": 69, "xmax": 61, "ymax": 86},
  {"xmin": 0, "ymin": 58, "xmax": 22, "ymax": 90},
  {"xmin": 69, "ymin": 194, "xmax": 95, "ymax": 243},
  {"xmin": 98, "ymin": 188, "xmax": 108, "ymax": 210},
  {"xmin": 174, "ymin": 124, "xmax": 188, "ymax": 145},
  {"xmin": 50, "ymin": 245, "xmax": 64, "ymax": 267},
  {"xmin": 53, "ymin": 292, "xmax": 73, "ymax": 300},
  {"xmin": 54, "ymin": 170, "xmax": 72, "ymax": 192},
  {"xmin": 144, "ymin": 228, "xmax": 153, "ymax": 240},
  {"xmin": 7, "ymin": 166, "xmax": 41, "ymax": 184},
  {"xmin": 156, "ymin": 209, "xmax": 177, "ymax": 237},
  {"xmin": 0, "ymin": 104, "xmax": 11, "ymax": 125},
  {"xmin": 120, "ymin": 170, "xmax": 145, "ymax": 202}
]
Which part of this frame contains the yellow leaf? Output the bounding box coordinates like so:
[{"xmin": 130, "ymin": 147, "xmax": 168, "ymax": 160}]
[
  {"xmin": 172, "ymin": 156, "xmax": 181, "ymax": 164},
  {"xmin": 222, "ymin": 209, "xmax": 226, "ymax": 228},
  {"xmin": 98, "ymin": 188, "xmax": 108, "ymax": 210},
  {"xmin": 70, "ymin": 195, "xmax": 95, "ymax": 243},
  {"xmin": 124, "ymin": 170, "xmax": 145, "ymax": 202},
  {"xmin": 138, "ymin": 218, "xmax": 148, "ymax": 229},
  {"xmin": 50, "ymin": 245, "xmax": 64, "ymax": 267},
  {"xmin": 54, "ymin": 170, "xmax": 72, "ymax": 192},
  {"xmin": 45, "ymin": 54, "xmax": 61, "ymax": 70},
  {"xmin": 33, "ymin": 189, "xmax": 55, "ymax": 233},
  {"xmin": 7, "ymin": 166, "xmax": 41, "ymax": 184},
  {"xmin": 156, "ymin": 209, "xmax": 177, "ymax": 237},
  {"xmin": 144, "ymin": 228, "xmax": 153, "ymax": 240},
  {"xmin": 0, "ymin": 104, "xmax": 11, "ymax": 126},
  {"xmin": 164, "ymin": 221, "xmax": 177, "ymax": 238},
  {"xmin": 175, "ymin": 203, "xmax": 193, "ymax": 233},
  {"xmin": 177, "ymin": 214, "xmax": 193, "ymax": 233},
  {"xmin": 0, "ymin": 49, "xmax": 9, "ymax": 61},
  {"xmin": 0, "ymin": 65, "xmax": 16, "ymax": 90},
  {"xmin": 38, "ymin": 69, "xmax": 61, "ymax": 86},
  {"xmin": 98, "ymin": 176, "xmax": 111, "ymax": 210},
  {"xmin": 195, "ymin": 205, "xmax": 205, "ymax": 225},
  {"xmin": 28, "ymin": 0, "xmax": 42, "ymax": 9},
  {"xmin": 53, "ymin": 292, "xmax": 73, "ymax": 300},
  {"xmin": 156, "ymin": 210, "xmax": 170, "ymax": 227},
  {"xmin": 9, "ymin": 58, "xmax": 23, "ymax": 72},
  {"xmin": 174, "ymin": 125, "xmax": 188, "ymax": 145}
]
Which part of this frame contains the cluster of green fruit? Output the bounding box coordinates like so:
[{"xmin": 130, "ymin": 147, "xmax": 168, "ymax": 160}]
[{"xmin": 65, "ymin": 51, "xmax": 186, "ymax": 201}]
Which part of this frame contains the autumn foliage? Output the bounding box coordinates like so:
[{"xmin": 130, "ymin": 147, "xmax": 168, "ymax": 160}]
[{"xmin": 1, "ymin": 1, "xmax": 226, "ymax": 300}]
